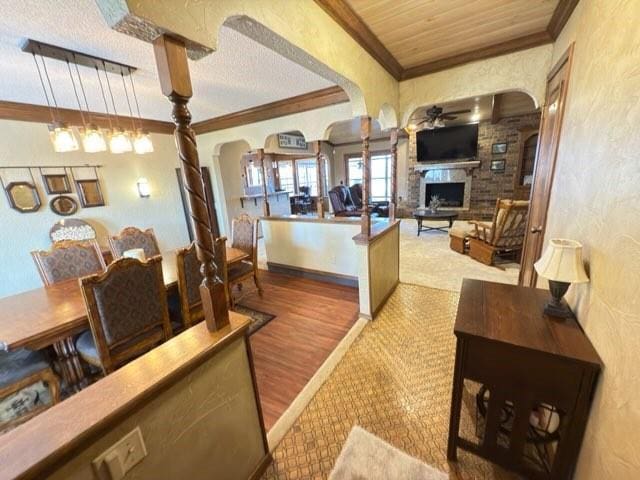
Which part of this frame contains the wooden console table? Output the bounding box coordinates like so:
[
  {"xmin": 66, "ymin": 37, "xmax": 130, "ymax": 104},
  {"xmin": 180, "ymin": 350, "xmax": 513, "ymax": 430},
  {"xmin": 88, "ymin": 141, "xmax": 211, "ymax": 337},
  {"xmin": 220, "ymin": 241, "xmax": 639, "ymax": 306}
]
[{"xmin": 448, "ymin": 279, "xmax": 602, "ymax": 479}]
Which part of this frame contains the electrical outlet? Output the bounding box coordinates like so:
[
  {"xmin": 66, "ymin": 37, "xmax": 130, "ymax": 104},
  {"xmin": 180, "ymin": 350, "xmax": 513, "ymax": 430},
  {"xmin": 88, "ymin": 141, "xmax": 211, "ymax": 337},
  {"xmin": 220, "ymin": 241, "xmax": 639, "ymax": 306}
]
[{"xmin": 92, "ymin": 427, "xmax": 147, "ymax": 480}]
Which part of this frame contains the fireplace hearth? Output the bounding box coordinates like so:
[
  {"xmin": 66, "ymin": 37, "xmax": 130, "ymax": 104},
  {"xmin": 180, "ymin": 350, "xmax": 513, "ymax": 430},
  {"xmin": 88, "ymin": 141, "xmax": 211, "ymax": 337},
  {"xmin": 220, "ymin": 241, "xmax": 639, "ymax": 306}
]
[{"xmin": 426, "ymin": 182, "xmax": 465, "ymax": 207}]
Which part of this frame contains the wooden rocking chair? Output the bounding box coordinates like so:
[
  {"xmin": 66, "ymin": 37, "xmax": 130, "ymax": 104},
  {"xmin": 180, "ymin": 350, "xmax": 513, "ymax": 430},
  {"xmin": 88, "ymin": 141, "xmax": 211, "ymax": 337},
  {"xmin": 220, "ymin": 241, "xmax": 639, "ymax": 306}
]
[{"xmin": 468, "ymin": 199, "xmax": 530, "ymax": 266}]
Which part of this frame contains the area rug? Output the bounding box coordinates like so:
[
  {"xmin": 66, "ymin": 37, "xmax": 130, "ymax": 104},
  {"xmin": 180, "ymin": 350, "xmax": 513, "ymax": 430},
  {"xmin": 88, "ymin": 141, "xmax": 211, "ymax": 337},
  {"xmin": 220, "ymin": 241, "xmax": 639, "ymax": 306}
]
[
  {"xmin": 232, "ymin": 304, "xmax": 275, "ymax": 335},
  {"xmin": 329, "ymin": 426, "xmax": 449, "ymax": 480}
]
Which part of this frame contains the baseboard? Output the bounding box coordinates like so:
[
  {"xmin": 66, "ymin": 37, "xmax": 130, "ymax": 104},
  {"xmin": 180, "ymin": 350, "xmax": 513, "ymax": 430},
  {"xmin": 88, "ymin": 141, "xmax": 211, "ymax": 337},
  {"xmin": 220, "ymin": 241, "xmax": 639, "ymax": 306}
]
[
  {"xmin": 266, "ymin": 317, "xmax": 368, "ymax": 450},
  {"xmin": 248, "ymin": 452, "xmax": 272, "ymax": 480},
  {"xmin": 267, "ymin": 262, "xmax": 359, "ymax": 288}
]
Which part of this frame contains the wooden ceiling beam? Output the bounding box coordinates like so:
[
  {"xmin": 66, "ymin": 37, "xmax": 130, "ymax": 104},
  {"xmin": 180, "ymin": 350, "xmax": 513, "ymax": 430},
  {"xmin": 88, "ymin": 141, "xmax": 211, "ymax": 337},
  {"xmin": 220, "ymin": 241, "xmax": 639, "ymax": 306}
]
[
  {"xmin": 547, "ymin": 0, "xmax": 580, "ymax": 39},
  {"xmin": 401, "ymin": 31, "xmax": 553, "ymax": 80},
  {"xmin": 313, "ymin": 0, "xmax": 403, "ymax": 80},
  {"xmin": 0, "ymin": 100, "xmax": 174, "ymax": 134},
  {"xmin": 192, "ymin": 86, "xmax": 349, "ymax": 135}
]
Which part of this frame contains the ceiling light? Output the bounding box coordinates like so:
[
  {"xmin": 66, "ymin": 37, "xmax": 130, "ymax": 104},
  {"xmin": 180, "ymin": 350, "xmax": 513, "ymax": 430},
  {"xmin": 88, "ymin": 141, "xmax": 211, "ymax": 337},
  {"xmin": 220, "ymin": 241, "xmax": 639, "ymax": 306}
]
[
  {"xmin": 48, "ymin": 121, "xmax": 79, "ymax": 152},
  {"xmin": 424, "ymin": 120, "xmax": 435, "ymax": 130},
  {"xmin": 471, "ymin": 113, "xmax": 481, "ymax": 122},
  {"xmin": 434, "ymin": 117, "xmax": 445, "ymax": 128},
  {"xmin": 133, "ymin": 129, "xmax": 154, "ymax": 154},
  {"xmin": 81, "ymin": 124, "xmax": 107, "ymax": 153},
  {"xmin": 109, "ymin": 127, "xmax": 132, "ymax": 153}
]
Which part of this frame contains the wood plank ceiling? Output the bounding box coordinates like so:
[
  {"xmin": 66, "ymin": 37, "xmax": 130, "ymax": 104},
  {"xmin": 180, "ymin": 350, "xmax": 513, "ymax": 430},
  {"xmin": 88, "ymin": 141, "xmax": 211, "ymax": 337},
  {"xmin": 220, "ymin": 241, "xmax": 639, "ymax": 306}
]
[{"xmin": 316, "ymin": 0, "xmax": 579, "ymax": 79}]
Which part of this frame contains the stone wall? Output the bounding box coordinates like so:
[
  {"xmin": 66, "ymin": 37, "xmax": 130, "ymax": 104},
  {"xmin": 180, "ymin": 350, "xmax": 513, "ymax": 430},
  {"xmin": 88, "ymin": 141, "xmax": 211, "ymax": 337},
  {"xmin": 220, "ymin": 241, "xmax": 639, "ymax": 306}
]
[{"xmin": 398, "ymin": 113, "xmax": 540, "ymax": 220}]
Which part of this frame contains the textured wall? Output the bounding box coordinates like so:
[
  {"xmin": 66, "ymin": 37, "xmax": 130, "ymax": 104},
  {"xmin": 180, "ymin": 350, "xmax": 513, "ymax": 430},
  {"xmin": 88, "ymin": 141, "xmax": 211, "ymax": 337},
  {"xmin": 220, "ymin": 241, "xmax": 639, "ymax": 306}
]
[
  {"xmin": 0, "ymin": 120, "xmax": 189, "ymax": 298},
  {"xmin": 543, "ymin": 1, "xmax": 640, "ymax": 477},
  {"xmin": 48, "ymin": 337, "xmax": 265, "ymax": 480}
]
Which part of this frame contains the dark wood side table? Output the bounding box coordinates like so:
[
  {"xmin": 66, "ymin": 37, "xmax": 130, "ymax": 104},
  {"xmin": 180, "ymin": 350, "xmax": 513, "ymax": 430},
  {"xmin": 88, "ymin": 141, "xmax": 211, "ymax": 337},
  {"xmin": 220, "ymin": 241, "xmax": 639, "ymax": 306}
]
[{"xmin": 448, "ymin": 279, "xmax": 602, "ymax": 479}]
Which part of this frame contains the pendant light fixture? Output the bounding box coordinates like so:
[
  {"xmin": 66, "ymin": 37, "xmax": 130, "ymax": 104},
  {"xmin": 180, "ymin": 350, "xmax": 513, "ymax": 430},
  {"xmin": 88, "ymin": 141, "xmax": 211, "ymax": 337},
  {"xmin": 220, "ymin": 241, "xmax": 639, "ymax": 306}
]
[
  {"xmin": 32, "ymin": 50, "xmax": 78, "ymax": 152},
  {"xmin": 101, "ymin": 61, "xmax": 132, "ymax": 154},
  {"xmin": 127, "ymin": 67, "xmax": 154, "ymax": 154},
  {"xmin": 71, "ymin": 55, "xmax": 106, "ymax": 153}
]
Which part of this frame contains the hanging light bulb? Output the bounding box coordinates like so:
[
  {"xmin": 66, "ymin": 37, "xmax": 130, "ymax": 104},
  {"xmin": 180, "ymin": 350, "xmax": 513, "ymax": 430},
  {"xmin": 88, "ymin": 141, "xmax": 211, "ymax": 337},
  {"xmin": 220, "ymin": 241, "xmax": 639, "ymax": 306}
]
[
  {"xmin": 109, "ymin": 127, "xmax": 132, "ymax": 154},
  {"xmin": 133, "ymin": 129, "xmax": 154, "ymax": 154},
  {"xmin": 434, "ymin": 117, "xmax": 445, "ymax": 128},
  {"xmin": 81, "ymin": 124, "xmax": 107, "ymax": 153},
  {"xmin": 48, "ymin": 121, "xmax": 79, "ymax": 152}
]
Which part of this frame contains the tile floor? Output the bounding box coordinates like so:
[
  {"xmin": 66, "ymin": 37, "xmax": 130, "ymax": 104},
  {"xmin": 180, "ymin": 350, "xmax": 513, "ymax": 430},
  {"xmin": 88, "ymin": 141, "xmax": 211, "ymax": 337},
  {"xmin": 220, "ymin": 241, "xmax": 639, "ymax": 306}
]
[{"xmin": 261, "ymin": 283, "xmax": 518, "ymax": 480}]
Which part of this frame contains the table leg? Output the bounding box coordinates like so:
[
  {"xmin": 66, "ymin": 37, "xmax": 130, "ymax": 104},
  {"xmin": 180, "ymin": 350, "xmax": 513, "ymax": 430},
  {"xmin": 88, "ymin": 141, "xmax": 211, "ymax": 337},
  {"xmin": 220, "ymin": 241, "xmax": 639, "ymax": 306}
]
[
  {"xmin": 449, "ymin": 217, "xmax": 454, "ymax": 229},
  {"xmin": 447, "ymin": 338, "xmax": 466, "ymax": 461},
  {"xmin": 417, "ymin": 218, "xmax": 422, "ymax": 236},
  {"xmin": 53, "ymin": 337, "xmax": 87, "ymax": 393}
]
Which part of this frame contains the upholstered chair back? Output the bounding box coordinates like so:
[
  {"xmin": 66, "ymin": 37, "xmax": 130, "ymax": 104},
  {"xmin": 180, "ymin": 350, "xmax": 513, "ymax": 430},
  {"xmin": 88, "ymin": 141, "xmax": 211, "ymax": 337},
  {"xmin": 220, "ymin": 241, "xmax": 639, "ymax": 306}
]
[
  {"xmin": 349, "ymin": 183, "xmax": 363, "ymax": 208},
  {"xmin": 31, "ymin": 240, "xmax": 106, "ymax": 286},
  {"xmin": 108, "ymin": 227, "xmax": 160, "ymax": 259},
  {"xmin": 329, "ymin": 188, "xmax": 347, "ymax": 214},
  {"xmin": 231, "ymin": 214, "xmax": 258, "ymax": 262},
  {"xmin": 80, "ymin": 256, "xmax": 172, "ymax": 373}
]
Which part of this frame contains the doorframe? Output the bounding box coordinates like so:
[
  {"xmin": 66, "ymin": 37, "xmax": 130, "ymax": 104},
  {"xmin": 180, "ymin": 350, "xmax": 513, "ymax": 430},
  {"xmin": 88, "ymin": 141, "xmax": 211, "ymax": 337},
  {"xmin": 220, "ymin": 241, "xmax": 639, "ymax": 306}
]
[{"xmin": 519, "ymin": 43, "xmax": 575, "ymax": 287}]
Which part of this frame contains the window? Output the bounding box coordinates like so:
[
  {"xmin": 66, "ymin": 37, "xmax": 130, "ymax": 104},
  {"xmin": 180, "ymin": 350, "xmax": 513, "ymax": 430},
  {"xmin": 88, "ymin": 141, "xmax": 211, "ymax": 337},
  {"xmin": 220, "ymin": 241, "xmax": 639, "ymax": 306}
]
[
  {"xmin": 296, "ymin": 159, "xmax": 318, "ymax": 196},
  {"xmin": 277, "ymin": 160, "xmax": 295, "ymax": 193},
  {"xmin": 345, "ymin": 152, "xmax": 391, "ymax": 201},
  {"xmin": 245, "ymin": 163, "xmax": 263, "ymax": 187}
]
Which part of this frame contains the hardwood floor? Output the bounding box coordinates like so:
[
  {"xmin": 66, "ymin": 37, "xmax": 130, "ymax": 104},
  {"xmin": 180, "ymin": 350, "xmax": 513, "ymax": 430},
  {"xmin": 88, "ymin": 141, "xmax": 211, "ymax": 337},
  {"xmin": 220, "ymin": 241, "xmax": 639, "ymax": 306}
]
[{"xmin": 237, "ymin": 270, "xmax": 360, "ymax": 430}]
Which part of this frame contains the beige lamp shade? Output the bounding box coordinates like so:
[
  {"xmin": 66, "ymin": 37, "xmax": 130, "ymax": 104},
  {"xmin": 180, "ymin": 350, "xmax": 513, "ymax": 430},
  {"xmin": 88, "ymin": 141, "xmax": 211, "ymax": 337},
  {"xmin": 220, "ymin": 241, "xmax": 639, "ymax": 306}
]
[{"xmin": 534, "ymin": 239, "xmax": 589, "ymax": 283}]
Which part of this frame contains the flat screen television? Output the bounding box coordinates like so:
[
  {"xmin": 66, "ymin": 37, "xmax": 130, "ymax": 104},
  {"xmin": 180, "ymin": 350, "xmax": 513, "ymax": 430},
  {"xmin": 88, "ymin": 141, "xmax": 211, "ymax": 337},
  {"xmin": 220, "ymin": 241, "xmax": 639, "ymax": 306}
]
[{"xmin": 416, "ymin": 124, "xmax": 478, "ymax": 161}]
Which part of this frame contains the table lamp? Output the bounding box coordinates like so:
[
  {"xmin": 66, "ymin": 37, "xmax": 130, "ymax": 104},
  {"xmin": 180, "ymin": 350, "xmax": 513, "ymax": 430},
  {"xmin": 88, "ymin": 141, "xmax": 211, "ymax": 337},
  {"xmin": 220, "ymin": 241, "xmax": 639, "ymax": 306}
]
[{"xmin": 534, "ymin": 239, "xmax": 589, "ymax": 318}]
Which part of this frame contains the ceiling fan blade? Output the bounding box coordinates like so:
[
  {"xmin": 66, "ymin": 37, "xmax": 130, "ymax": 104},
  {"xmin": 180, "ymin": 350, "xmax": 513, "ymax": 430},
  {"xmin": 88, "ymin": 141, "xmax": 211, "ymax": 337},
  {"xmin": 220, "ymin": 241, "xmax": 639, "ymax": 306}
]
[
  {"xmin": 443, "ymin": 109, "xmax": 471, "ymax": 115},
  {"xmin": 440, "ymin": 115, "xmax": 457, "ymax": 120}
]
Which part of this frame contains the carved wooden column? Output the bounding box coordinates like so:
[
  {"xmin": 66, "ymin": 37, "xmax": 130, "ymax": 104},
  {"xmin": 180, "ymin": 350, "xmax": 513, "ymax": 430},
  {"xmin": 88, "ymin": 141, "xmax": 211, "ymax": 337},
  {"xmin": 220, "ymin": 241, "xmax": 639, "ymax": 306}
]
[
  {"xmin": 360, "ymin": 116, "xmax": 371, "ymax": 236},
  {"xmin": 257, "ymin": 148, "xmax": 271, "ymax": 217},
  {"xmin": 389, "ymin": 128, "xmax": 398, "ymax": 221},
  {"xmin": 153, "ymin": 35, "xmax": 229, "ymax": 331},
  {"xmin": 313, "ymin": 140, "xmax": 325, "ymax": 218}
]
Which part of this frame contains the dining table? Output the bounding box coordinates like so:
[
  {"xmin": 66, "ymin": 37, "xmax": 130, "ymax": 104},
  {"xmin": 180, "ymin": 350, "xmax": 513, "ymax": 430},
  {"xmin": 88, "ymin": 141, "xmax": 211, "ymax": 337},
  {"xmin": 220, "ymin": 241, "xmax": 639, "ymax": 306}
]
[{"xmin": 0, "ymin": 247, "xmax": 249, "ymax": 392}]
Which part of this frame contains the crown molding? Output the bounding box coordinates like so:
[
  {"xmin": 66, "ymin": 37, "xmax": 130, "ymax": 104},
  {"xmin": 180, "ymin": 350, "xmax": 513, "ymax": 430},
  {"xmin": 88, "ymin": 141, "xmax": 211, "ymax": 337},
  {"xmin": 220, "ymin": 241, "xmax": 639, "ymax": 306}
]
[
  {"xmin": 401, "ymin": 31, "xmax": 553, "ymax": 80},
  {"xmin": 192, "ymin": 86, "xmax": 349, "ymax": 135},
  {"xmin": 314, "ymin": 0, "xmax": 403, "ymax": 80},
  {"xmin": 0, "ymin": 100, "xmax": 174, "ymax": 134}
]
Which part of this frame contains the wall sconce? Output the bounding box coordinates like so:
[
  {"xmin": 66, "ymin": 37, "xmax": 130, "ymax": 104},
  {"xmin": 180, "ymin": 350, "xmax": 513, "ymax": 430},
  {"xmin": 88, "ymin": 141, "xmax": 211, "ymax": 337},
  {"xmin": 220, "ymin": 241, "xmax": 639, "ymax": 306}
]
[{"xmin": 137, "ymin": 177, "xmax": 151, "ymax": 198}]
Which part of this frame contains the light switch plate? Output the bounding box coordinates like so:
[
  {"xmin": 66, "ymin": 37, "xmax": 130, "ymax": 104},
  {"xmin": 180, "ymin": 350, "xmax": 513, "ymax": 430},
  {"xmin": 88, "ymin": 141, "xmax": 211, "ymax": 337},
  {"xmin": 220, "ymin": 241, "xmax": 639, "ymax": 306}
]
[{"xmin": 92, "ymin": 427, "xmax": 147, "ymax": 480}]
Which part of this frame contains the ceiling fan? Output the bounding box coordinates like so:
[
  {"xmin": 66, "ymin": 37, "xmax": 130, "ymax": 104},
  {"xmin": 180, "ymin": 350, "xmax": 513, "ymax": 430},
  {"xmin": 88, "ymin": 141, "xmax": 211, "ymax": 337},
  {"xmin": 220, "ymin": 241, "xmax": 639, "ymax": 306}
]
[{"xmin": 414, "ymin": 105, "xmax": 471, "ymax": 130}]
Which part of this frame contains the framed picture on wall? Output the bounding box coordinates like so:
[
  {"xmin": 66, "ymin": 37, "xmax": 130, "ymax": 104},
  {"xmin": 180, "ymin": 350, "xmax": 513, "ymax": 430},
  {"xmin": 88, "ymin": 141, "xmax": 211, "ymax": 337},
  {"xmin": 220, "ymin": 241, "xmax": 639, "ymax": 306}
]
[
  {"xmin": 492, "ymin": 142, "xmax": 508, "ymax": 154},
  {"xmin": 490, "ymin": 159, "xmax": 506, "ymax": 172},
  {"xmin": 75, "ymin": 179, "xmax": 105, "ymax": 207},
  {"xmin": 42, "ymin": 174, "xmax": 72, "ymax": 194}
]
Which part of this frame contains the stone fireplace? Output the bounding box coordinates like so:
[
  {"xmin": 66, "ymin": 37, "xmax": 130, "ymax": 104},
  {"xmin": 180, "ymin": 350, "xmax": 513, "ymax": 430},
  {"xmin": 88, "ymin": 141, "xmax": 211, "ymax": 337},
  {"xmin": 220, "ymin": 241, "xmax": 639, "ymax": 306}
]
[{"xmin": 416, "ymin": 160, "xmax": 480, "ymax": 210}]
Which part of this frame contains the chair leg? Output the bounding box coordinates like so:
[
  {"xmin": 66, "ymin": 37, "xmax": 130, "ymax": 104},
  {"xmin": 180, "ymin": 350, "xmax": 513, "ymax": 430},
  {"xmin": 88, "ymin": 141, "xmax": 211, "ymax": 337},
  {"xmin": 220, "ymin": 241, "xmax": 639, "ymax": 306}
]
[{"xmin": 254, "ymin": 271, "xmax": 263, "ymax": 296}]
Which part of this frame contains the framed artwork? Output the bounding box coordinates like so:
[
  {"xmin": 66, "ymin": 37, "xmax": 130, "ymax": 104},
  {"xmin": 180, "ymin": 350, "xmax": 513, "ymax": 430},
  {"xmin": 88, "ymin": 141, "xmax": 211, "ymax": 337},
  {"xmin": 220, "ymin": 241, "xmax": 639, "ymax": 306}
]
[
  {"xmin": 76, "ymin": 179, "xmax": 105, "ymax": 207},
  {"xmin": 491, "ymin": 159, "xmax": 506, "ymax": 172},
  {"xmin": 278, "ymin": 133, "xmax": 307, "ymax": 149},
  {"xmin": 492, "ymin": 142, "xmax": 508, "ymax": 154},
  {"xmin": 49, "ymin": 195, "xmax": 78, "ymax": 216},
  {"xmin": 42, "ymin": 174, "xmax": 72, "ymax": 194}
]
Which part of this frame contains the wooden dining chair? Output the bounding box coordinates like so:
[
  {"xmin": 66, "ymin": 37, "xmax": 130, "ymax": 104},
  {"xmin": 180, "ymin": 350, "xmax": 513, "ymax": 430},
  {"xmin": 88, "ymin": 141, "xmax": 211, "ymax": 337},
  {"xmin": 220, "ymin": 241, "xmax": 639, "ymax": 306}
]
[
  {"xmin": 0, "ymin": 349, "xmax": 60, "ymax": 432},
  {"xmin": 228, "ymin": 214, "xmax": 262, "ymax": 305},
  {"xmin": 108, "ymin": 227, "xmax": 160, "ymax": 260},
  {"xmin": 31, "ymin": 240, "xmax": 106, "ymax": 286},
  {"xmin": 175, "ymin": 237, "xmax": 229, "ymax": 329},
  {"xmin": 77, "ymin": 256, "xmax": 173, "ymax": 375}
]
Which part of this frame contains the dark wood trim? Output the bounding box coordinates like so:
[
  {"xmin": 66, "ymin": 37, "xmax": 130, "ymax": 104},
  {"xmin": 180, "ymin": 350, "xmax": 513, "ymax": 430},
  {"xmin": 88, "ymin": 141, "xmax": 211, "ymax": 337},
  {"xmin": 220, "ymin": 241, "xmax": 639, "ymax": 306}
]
[
  {"xmin": 192, "ymin": 86, "xmax": 349, "ymax": 134},
  {"xmin": 244, "ymin": 332, "xmax": 270, "ymax": 455},
  {"xmin": 266, "ymin": 262, "xmax": 359, "ymax": 288},
  {"xmin": 248, "ymin": 453, "xmax": 273, "ymax": 480},
  {"xmin": 402, "ymin": 31, "xmax": 553, "ymax": 79},
  {"xmin": 0, "ymin": 100, "xmax": 174, "ymax": 134},
  {"xmin": 313, "ymin": 0, "xmax": 403, "ymax": 80},
  {"xmin": 0, "ymin": 317, "xmax": 251, "ymax": 480},
  {"xmin": 547, "ymin": 0, "xmax": 580, "ymax": 40}
]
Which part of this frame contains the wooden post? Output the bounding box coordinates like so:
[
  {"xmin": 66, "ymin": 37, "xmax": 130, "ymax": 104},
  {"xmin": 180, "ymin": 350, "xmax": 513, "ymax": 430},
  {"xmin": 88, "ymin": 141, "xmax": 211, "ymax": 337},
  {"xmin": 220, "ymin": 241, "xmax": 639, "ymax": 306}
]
[
  {"xmin": 313, "ymin": 140, "xmax": 325, "ymax": 218},
  {"xmin": 153, "ymin": 35, "xmax": 229, "ymax": 331},
  {"xmin": 389, "ymin": 128, "xmax": 398, "ymax": 221},
  {"xmin": 257, "ymin": 148, "xmax": 271, "ymax": 217},
  {"xmin": 360, "ymin": 116, "xmax": 371, "ymax": 236}
]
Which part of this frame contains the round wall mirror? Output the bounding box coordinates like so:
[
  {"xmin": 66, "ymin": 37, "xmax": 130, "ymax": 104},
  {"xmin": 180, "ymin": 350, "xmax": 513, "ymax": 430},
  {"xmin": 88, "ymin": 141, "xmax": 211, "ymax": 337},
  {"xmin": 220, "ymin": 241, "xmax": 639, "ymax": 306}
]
[
  {"xmin": 49, "ymin": 195, "xmax": 78, "ymax": 216},
  {"xmin": 5, "ymin": 182, "xmax": 41, "ymax": 213}
]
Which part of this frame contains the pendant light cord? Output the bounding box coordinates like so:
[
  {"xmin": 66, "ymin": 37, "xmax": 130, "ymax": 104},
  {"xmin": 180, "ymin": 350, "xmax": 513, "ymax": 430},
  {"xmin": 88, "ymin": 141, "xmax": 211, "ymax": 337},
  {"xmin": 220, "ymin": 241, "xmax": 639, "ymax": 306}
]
[
  {"xmin": 120, "ymin": 68, "xmax": 137, "ymax": 131},
  {"xmin": 128, "ymin": 68, "xmax": 143, "ymax": 121},
  {"xmin": 32, "ymin": 52, "xmax": 56, "ymax": 123},
  {"xmin": 66, "ymin": 59, "xmax": 86, "ymax": 127},
  {"xmin": 73, "ymin": 55, "xmax": 93, "ymax": 125},
  {"xmin": 102, "ymin": 61, "xmax": 121, "ymax": 129},
  {"xmin": 95, "ymin": 65, "xmax": 113, "ymax": 130}
]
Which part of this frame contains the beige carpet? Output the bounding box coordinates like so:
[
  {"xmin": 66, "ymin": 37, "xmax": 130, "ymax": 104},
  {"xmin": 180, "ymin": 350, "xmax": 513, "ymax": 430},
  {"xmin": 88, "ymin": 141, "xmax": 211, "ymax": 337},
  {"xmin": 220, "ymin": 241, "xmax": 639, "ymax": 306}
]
[
  {"xmin": 399, "ymin": 218, "xmax": 519, "ymax": 292},
  {"xmin": 329, "ymin": 426, "xmax": 448, "ymax": 480}
]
